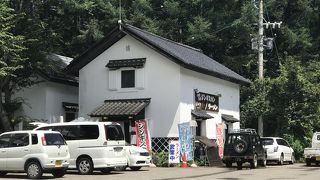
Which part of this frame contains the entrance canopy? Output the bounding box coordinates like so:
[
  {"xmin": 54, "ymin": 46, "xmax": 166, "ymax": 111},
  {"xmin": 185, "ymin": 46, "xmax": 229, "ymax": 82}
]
[
  {"xmin": 191, "ymin": 110, "xmax": 213, "ymax": 120},
  {"xmin": 221, "ymin": 114, "xmax": 240, "ymax": 123},
  {"xmin": 88, "ymin": 98, "xmax": 150, "ymax": 117}
]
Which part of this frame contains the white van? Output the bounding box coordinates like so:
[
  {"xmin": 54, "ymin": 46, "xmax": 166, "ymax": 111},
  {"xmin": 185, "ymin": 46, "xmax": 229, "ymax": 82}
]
[
  {"xmin": 35, "ymin": 122, "xmax": 127, "ymax": 175},
  {"xmin": 0, "ymin": 131, "xmax": 69, "ymax": 179}
]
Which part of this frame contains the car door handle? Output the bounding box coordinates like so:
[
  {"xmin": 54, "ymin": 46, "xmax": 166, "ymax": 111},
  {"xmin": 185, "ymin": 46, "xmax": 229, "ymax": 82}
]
[
  {"xmin": 1, "ymin": 150, "xmax": 5, "ymax": 153},
  {"xmin": 24, "ymin": 149, "xmax": 29, "ymax": 152}
]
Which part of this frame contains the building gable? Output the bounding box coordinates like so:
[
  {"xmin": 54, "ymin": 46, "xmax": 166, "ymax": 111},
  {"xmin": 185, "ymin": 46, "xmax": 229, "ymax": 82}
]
[{"xmin": 66, "ymin": 23, "xmax": 250, "ymax": 85}]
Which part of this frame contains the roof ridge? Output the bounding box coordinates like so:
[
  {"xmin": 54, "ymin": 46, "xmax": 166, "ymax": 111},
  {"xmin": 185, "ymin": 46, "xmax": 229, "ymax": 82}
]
[{"xmin": 124, "ymin": 24, "xmax": 202, "ymax": 53}]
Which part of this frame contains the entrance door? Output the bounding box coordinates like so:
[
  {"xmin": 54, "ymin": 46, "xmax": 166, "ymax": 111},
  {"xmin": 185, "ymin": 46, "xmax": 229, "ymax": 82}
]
[{"xmin": 124, "ymin": 121, "xmax": 130, "ymax": 144}]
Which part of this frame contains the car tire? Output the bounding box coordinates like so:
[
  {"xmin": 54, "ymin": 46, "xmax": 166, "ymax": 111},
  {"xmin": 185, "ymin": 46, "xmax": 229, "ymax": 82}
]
[
  {"xmin": 52, "ymin": 169, "xmax": 66, "ymax": 178},
  {"xmin": 236, "ymin": 162, "xmax": 242, "ymax": 170},
  {"xmin": 289, "ymin": 154, "xmax": 295, "ymax": 164},
  {"xmin": 233, "ymin": 140, "xmax": 248, "ymax": 154},
  {"xmin": 129, "ymin": 166, "xmax": 142, "ymax": 171},
  {"xmin": 225, "ymin": 161, "xmax": 232, "ymax": 168},
  {"xmin": 250, "ymin": 154, "xmax": 258, "ymax": 169},
  {"xmin": 0, "ymin": 171, "xmax": 7, "ymax": 177},
  {"xmin": 26, "ymin": 161, "xmax": 43, "ymax": 179},
  {"xmin": 77, "ymin": 157, "xmax": 93, "ymax": 175},
  {"xmin": 258, "ymin": 156, "xmax": 267, "ymax": 167},
  {"xmin": 278, "ymin": 154, "xmax": 284, "ymax": 165},
  {"xmin": 306, "ymin": 158, "xmax": 311, "ymax": 166}
]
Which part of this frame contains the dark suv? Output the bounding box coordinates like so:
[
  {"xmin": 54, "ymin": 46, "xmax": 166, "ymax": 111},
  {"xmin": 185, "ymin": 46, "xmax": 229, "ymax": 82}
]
[{"xmin": 223, "ymin": 129, "xmax": 266, "ymax": 169}]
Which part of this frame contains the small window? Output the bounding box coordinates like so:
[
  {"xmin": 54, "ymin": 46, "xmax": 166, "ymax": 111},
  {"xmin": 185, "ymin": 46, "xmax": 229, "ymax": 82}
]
[
  {"xmin": 54, "ymin": 126, "xmax": 79, "ymax": 141},
  {"xmin": 0, "ymin": 134, "xmax": 11, "ymax": 148},
  {"xmin": 32, "ymin": 134, "xmax": 38, "ymax": 145},
  {"xmin": 44, "ymin": 133, "xmax": 66, "ymax": 145},
  {"xmin": 121, "ymin": 70, "xmax": 135, "ymax": 88},
  {"xmin": 11, "ymin": 133, "xmax": 29, "ymax": 147},
  {"xmin": 66, "ymin": 112, "xmax": 76, "ymax": 122},
  {"xmin": 105, "ymin": 125, "xmax": 125, "ymax": 140},
  {"xmin": 79, "ymin": 125, "xmax": 99, "ymax": 140}
]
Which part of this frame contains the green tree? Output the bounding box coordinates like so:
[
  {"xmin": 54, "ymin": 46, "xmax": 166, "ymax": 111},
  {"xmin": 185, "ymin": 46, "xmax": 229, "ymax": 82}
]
[{"xmin": 0, "ymin": 1, "xmax": 27, "ymax": 131}]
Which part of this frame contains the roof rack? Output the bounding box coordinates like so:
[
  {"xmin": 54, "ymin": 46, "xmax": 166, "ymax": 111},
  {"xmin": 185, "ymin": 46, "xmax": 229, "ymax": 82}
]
[{"xmin": 231, "ymin": 128, "xmax": 257, "ymax": 134}]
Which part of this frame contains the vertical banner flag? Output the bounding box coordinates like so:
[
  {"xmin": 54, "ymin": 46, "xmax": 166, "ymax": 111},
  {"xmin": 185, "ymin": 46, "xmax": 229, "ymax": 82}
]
[
  {"xmin": 168, "ymin": 140, "xmax": 180, "ymax": 164},
  {"xmin": 216, "ymin": 123, "xmax": 224, "ymax": 158},
  {"xmin": 178, "ymin": 122, "xmax": 193, "ymax": 161},
  {"xmin": 135, "ymin": 119, "xmax": 151, "ymax": 153}
]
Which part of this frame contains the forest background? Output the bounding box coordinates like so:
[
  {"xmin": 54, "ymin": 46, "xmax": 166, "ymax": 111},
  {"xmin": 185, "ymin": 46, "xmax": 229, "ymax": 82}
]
[{"xmin": 0, "ymin": 0, "xmax": 319, "ymax": 159}]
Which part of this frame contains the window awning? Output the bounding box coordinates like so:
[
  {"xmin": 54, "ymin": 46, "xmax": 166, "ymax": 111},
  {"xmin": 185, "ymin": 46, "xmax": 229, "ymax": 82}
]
[
  {"xmin": 106, "ymin": 58, "xmax": 146, "ymax": 70},
  {"xmin": 222, "ymin": 114, "xmax": 240, "ymax": 123},
  {"xmin": 89, "ymin": 98, "xmax": 150, "ymax": 117},
  {"xmin": 62, "ymin": 102, "xmax": 78, "ymax": 111},
  {"xmin": 191, "ymin": 110, "xmax": 213, "ymax": 120}
]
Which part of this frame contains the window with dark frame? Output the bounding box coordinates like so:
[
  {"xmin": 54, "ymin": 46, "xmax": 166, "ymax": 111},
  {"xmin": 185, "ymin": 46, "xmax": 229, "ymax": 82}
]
[{"xmin": 121, "ymin": 70, "xmax": 135, "ymax": 88}]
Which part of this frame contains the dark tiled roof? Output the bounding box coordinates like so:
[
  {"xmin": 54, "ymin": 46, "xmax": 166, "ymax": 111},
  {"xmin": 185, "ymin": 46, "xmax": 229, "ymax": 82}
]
[
  {"xmin": 122, "ymin": 24, "xmax": 250, "ymax": 84},
  {"xmin": 106, "ymin": 58, "xmax": 146, "ymax": 70},
  {"xmin": 191, "ymin": 110, "xmax": 213, "ymax": 120},
  {"xmin": 89, "ymin": 98, "xmax": 150, "ymax": 117},
  {"xmin": 66, "ymin": 23, "xmax": 250, "ymax": 85},
  {"xmin": 62, "ymin": 102, "xmax": 79, "ymax": 111},
  {"xmin": 40, "ymin": 53, "xmax": 78, "ymax": 86},
  {"xmin": 222, "ymin": 114, "xmax": 240, "ymax": 123}
]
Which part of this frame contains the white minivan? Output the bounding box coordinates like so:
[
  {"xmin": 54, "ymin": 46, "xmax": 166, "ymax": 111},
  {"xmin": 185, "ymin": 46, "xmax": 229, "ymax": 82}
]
[
  {"xmin": 0, "ymin": 130, "xmax": 69, "ymax": 179},
  {"xmin": 35, "ymin": 122, "xmax": 127, "ymax": 174}
]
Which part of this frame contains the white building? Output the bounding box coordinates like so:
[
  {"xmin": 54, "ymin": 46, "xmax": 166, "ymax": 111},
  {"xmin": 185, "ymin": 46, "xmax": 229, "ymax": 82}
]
[
  {"xmin": 66, "ymin": 23, "xmax": 250, "ymax": 149},
  {"xmin": 15, "ymin": 54, "xmax": 79, "ymax": 126}
]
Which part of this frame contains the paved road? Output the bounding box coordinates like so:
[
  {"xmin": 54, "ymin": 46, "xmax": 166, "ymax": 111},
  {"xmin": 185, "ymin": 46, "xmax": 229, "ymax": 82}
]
[{"xmin": 2, "ymin": 163, "xmax": 320, "ymax": 180}]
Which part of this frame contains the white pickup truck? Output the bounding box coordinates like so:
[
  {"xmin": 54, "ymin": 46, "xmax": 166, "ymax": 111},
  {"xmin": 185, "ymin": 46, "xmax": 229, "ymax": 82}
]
[{"xmin": 304, "ymin": 132, "xmax": 320, "ymax": 166}]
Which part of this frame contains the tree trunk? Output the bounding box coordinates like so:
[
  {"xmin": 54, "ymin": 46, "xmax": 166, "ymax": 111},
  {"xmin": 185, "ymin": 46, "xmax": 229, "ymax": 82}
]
[{"xmin": 0, "ymin": 92, "xmax": 12, "ymax": 132}]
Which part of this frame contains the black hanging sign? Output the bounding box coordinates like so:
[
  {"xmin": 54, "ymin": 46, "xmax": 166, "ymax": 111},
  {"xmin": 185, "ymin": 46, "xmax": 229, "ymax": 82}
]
[{"xmin": 194, "ymin": 90, "xmax": 219, "ymax": 112}]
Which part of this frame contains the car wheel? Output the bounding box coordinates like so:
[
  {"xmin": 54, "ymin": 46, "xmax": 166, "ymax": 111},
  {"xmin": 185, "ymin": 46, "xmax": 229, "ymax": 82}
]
[
  {"xmin": 289, "ymin": 153, "xmax": 295, "ymax": 164},
  {"xmin": 77, "ymin": 157, "xmax": 93, "ymax": 175},
  {"xmin": 233, "ymin": 140, "xmax": 248, "ymax": 154},
  {"xmin": 225, "ymin": 161, "xmax": 232, "ymax": 168},
  {"xmin": 0, "ymin": 171, "xmax": 7, "ymax": 177},
  {"xmin": 26, "ymin": 161, "xmax": 43, "ymax": 179},
  {"xmin": 306, "ymin": 158, "xmax": 311, "ymax": 166},
  {"xmin": 236, "ymin": 162, "xmax": 242, "ymax": 170},
  {"xmin": 250, "ymin": 154, "xmax": 258, "ymax": 169},
  {"xmin": 100, "ymin": 168, "xmax": 112, "ymax": 174},
  {"xmin": 129, "ymin": 166, "xmax": 142, "ymax": 171},
  {"xmin": 52, "ymin": 169, "xmax": 66, "ymax": 178},
  {"xmin": 259, "ymin": 156, "xmax": 267, "ymax": 167},
  {"xmin": 278, "ymin": 154, "xmax": 284, "ymax": 165}
]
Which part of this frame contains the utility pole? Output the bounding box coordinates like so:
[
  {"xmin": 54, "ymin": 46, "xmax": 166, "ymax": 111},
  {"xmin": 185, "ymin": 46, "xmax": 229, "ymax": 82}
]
[
  {"xmin": 252, "ymin": 0, "xmax": 282, "ymax": 137},
  {"xmin": 258, "ymin": 0, "xmax": 264, "ymax": 137}
]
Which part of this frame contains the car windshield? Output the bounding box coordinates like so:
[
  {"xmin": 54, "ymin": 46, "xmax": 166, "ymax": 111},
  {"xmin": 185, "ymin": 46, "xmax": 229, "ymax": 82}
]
[
  {"xmin": 261, "ymin": 138, "xmax": 274, "ymax": 145},
  {"xmin": 45, "ymin": 133, "xmax": 66, "ymax": 145}
]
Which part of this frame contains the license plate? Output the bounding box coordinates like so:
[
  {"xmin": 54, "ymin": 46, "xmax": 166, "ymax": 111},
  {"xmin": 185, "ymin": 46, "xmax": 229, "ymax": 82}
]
[
  {"xmin": 316, "ymin": 157, "xmax": 320, "ymax": 161},
  {"xmin": 55, "ymin": 160, "xmax": 62, "ymax": 167}
]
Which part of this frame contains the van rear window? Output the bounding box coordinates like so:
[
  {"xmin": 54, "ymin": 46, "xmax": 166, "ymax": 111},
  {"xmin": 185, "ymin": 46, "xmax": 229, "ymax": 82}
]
[
  {"xmin": 45, "ymin": 133, "xmax": 66, "ymax": 145},
  {"xmin": 105, "ymin": 125, "xmax": 124, "ymax": 141}
]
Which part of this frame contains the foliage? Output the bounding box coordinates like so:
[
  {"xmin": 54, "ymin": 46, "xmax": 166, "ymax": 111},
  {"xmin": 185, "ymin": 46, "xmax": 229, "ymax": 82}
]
[
  {"xmin": 152, "ymin": 151, "xmax": 171, "ymax": 167},
  {"xmin": 0, "ymin": 0, "xmax": 28, "ymax": 131},
  {"xmin": 0, "ymin": 0, "xmax": 319, "ymax": 158}
]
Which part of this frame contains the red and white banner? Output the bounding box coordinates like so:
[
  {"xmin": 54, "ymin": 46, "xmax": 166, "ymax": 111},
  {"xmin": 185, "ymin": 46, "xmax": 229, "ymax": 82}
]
[
  {"xmin": 216, "ymin": 123, "xmax": 224, "ymax": 158},
  {"xmin": 135, "ymin": 119, "xmax": 151, "ymax": 153}
]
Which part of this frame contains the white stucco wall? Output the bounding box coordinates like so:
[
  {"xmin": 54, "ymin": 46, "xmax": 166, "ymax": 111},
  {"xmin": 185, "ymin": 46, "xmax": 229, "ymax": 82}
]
[
  {"xmin": 179, "ymin": 68, "xmax": 241, "ymax": 139},
  {"xmin": 79, "ymin": 35, "xmax": 181, "ymax": 137},
  {"xmin": 78, "ymin": 34, "xmax": 242, "ymax": 139},
  {"xmin": 15, "ymin": 79, "xmax": 78, "ymax": 123}
]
